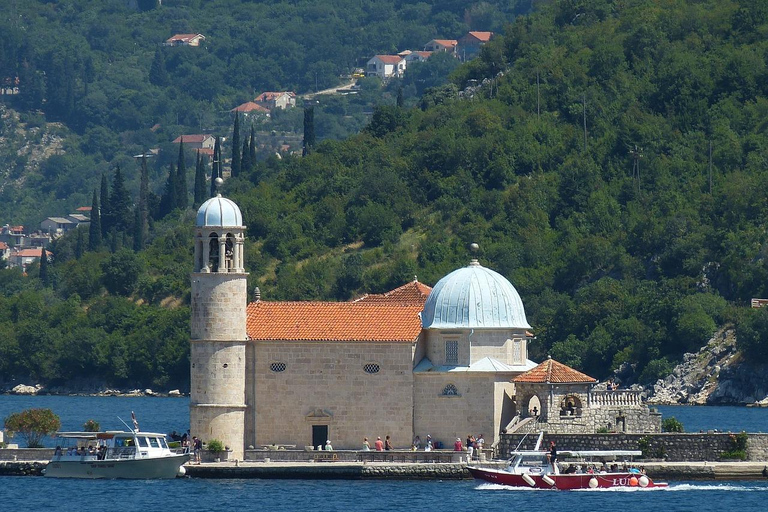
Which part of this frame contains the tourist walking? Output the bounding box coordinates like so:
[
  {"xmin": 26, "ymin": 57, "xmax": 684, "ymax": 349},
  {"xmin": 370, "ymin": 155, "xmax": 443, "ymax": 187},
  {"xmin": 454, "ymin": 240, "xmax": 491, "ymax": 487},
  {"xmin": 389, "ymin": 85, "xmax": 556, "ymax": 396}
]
[
  {"xmin": 467, "ymin": 435, "xmax": 475, "ymax": 461},
  {"xmin": 362, "ymin": 437, "xmax": 370, "ymax": 451},
  {"xmin": 193, "ymin": 436, "xmax": 203, "ymax": 463},
  {"xmin": 374, "ymin": 436, "xmax": 384, "ymax": 451},
  {"xmin": 454, "ymin": 438, "xmax": 463, "ymax": 451},
  {"xmin": 425, "ymin": 435, "xmax": 433, "ymax": 451},
  {"xmin": 384, "ymin": 435, "xmax": 393, "ymax": 450}
]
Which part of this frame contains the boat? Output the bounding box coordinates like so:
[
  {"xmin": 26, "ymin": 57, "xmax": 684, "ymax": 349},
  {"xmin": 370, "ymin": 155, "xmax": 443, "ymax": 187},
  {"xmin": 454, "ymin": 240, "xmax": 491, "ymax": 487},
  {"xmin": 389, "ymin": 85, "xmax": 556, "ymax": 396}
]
[
  {"xmin": 44, "ymin": 423, "xmax": 189, "ymax": 479},
  {"xmin": 468, "ymin": 434, "xmax": 667, "ymax": 490}
]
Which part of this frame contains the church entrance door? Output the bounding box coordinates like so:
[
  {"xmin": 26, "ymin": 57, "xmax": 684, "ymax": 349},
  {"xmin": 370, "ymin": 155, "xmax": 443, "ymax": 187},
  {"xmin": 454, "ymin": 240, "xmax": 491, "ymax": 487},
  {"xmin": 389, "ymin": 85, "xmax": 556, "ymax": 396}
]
[{"xmin": 312, "ymin": 425, "xmax": 328, "ymax": 450}]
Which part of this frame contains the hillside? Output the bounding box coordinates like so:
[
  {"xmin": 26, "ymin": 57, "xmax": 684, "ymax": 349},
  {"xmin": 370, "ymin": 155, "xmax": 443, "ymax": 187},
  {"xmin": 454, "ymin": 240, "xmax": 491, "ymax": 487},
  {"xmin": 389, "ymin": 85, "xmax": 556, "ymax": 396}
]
[{"xmin": 3, "ymin": 0, "xmax": 768, "ymax": 393}]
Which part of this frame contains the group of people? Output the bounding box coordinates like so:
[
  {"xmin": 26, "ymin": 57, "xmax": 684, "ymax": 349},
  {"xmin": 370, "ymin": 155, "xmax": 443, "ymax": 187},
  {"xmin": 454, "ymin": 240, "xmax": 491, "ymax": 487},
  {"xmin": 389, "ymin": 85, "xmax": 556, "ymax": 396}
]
[
  {"xmin": 54, "ymin": 444, "xmax": 108, "ymax": 460},
  {"xmin": 464, "ymin": 434, "xmax": 485, "ymax": 459},
  {"xmin": 361, "ymin": 435, "xmax": 394, "ymax": 451}
]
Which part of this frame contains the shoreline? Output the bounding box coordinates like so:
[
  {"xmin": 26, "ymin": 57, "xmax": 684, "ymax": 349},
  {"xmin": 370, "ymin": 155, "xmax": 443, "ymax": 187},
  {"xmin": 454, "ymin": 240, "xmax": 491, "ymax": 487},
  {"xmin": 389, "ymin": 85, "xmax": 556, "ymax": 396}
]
[{"xmin": 2, "ymin": 459, "xmax": 767, "ymax": 480}]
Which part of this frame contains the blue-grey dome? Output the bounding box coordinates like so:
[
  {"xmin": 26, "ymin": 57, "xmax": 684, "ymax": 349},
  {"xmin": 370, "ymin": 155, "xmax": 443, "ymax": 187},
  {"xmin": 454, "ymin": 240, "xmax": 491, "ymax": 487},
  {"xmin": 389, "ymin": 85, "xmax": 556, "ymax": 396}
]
[
  {"xmin": 421, "ymin": 260, "xmax": 530, "ymax": 329},
  {"xmin": 195, "ymin": 195, "xmax": 243, "ymax": 228}
]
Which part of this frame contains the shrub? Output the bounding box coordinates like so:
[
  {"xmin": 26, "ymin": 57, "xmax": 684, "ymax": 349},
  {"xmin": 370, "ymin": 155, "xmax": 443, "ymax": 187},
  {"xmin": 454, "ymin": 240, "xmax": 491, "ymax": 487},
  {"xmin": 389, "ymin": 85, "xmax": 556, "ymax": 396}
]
[
  {"xmin": 721, "ymin": 432, "xmax": 748, "ymax": 460},
  {"xmin": 4, "ymin": 408, "xmax": 61, "ymax": 448},
  {"xmin": 662, "ymin": 416, "xmax": 684, "ymax": 432},
  {"xmin": 82, "ymin": 419, "xmax": 100, "ymax": 432},
  {"xmin": 206, "ymin": 439, "xmax": 225, "ymax": 452}
]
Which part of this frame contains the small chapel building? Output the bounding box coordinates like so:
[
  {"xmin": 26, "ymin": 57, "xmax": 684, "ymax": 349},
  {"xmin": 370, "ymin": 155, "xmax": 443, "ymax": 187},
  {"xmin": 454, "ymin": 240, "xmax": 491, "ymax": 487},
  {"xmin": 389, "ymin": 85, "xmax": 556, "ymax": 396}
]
[{"xmin": 189, "ymin": 193, "xmax": 659, "ymax": 460}]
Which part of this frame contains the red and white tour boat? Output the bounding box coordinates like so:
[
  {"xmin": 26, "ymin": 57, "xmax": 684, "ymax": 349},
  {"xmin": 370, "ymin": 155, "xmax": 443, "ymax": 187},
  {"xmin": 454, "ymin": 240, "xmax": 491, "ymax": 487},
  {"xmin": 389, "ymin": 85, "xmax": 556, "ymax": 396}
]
[{"xmin": 468, "ymin": 435, "xmax": 667, "ymax": 490}]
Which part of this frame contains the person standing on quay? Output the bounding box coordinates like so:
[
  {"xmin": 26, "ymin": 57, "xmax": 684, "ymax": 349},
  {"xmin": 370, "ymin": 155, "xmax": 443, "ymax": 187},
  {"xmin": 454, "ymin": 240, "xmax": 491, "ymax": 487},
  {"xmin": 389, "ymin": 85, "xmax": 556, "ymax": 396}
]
[
  {"xmin": 375, "ymin": 436, "xmax": 384, "ymax": 451},
  {"xmin": 385, "ymin": 435, "xmax": 393, "ymax": 450}
]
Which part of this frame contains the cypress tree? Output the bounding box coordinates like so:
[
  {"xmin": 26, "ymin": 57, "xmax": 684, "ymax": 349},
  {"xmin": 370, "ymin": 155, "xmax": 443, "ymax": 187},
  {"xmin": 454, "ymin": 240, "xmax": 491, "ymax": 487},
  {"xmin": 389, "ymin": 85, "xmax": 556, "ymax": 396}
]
[
  {"xmin": 211, "ymin": 136, "xmax": 221, "ymax": 197},
  {"xmin": 109, "ymin": 166, "xmax": 131, "ymax": 233},
  {"xmin": 303, "ymin": 106, "xmax": 315, "ymax": 156},
  {"xmin": 231, "ymin": 114, "xmax": 241, "ymax": 178},
  {"xmin": 39, "ymin": 246, "xmax": 49, "ymax": 286},
  {"xmin": 397, "ymin": 86, "xmax": 404, "ymax": 108},
  {"xmin": 249, "ymin": 126, "xmax": 256, "ymax": 164},
  {"xmin": 100, "ymin": 173, "xmax": 111, "ymax": 237},
  {"xmin": 176, "ymin": 140, "xmax": 188, "ymax": 209},
  {"xmin": 75, "ymin": 228, "xmax": 84, "ymax": 259},
  {"xmin": 135, "ymin": 155, "xmax": 149, "ymax": 251},
  {"xmin": 240, "ymin": 136, "xmax": 251, "ymax": 175},
  {"xmin": 193, "ymin": 150, "xmax": 206, "ymax": 207},
  {"xmin": 160, "ymin": 163, "xmax": 177, "ymax": 217},
  {"xmin": 88, "ymin": 188, "xmax": 102, "ymax": 251},
  {"xmin": 149, "ymin": 47, "xmax": 169, "ymax": 86}
]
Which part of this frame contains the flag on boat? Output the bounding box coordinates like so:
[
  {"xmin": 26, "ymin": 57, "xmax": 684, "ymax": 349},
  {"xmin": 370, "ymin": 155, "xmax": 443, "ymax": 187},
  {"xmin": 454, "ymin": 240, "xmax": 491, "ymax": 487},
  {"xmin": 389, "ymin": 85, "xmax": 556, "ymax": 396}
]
[{"xmin": 131, "ymin": 411, "xmax": 140, "ymax": 432}]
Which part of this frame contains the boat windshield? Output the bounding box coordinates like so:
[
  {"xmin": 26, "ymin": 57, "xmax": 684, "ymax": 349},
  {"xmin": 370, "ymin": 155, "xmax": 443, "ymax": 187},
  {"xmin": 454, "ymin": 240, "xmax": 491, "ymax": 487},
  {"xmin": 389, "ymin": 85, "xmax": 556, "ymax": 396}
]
[{"xmin": 148, "ymin": 437, "xmax": 160, "ymax": 448}]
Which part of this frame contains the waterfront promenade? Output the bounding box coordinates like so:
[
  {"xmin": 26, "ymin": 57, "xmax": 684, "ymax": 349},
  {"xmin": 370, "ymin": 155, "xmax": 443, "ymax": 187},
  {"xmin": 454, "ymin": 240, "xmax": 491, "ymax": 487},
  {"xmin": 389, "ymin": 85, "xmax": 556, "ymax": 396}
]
[{"xmin": 2, "ymin": 458, "xmax": 767, "ymax": 480}]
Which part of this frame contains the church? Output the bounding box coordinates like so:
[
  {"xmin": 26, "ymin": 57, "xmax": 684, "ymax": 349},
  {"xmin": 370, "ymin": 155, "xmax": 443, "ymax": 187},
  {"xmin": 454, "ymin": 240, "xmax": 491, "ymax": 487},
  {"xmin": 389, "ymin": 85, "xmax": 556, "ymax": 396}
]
[{"xmin": 189, "ymin": 192, "xmax": 659, "ymax": 460}]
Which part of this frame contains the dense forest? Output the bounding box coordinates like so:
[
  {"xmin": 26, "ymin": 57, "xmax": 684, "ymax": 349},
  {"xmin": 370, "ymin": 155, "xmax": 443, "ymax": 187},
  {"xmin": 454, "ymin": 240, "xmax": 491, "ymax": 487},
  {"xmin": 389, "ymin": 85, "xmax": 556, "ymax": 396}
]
[{"xmin": 3, "ymin": 0, "xmax": 768, "ymax": 392}]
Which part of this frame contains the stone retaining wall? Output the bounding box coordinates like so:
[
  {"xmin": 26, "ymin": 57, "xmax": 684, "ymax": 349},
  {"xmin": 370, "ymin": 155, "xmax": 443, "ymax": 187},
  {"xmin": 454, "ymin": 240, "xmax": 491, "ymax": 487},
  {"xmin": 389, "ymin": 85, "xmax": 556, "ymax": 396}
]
[
  {"xmin": 497, "ymin": 433, "xmax": 768, "ymax": 461},
  {"xmin": 0, "ymin": 448, "xmax": 52, "ymax": 461}
]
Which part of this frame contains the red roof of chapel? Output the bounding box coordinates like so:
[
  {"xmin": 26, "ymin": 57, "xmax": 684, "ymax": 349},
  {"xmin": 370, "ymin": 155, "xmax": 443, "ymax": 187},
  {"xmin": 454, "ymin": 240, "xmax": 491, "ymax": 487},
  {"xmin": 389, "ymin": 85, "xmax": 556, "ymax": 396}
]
[{"xmin": 513, "ymin": 357, "xmax": 596, "ymax": 384}]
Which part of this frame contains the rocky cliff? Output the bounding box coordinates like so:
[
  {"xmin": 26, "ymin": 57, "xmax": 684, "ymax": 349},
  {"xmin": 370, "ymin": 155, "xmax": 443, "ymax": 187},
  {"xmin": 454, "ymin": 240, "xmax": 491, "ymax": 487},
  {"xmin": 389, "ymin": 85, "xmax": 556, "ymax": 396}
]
[{"xmin": 648, "ymin": 327, "xmax": 768, "ymax": 406}]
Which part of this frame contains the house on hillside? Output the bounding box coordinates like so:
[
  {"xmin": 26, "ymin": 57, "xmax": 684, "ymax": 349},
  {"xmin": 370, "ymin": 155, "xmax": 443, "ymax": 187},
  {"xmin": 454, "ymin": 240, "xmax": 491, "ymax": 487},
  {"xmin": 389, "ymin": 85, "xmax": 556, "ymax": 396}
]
[
  {"xmin": 231, "ymin": 101, "xmax": 271, "ymax": 118},
  {"xmin": 366, "ymin": 55, "xmax": 406, "ymax": 78},
  {"xmin": 457, "ymin": 31, "xmax": 494, "ymax": 60},
  {"xmin": 164, "ymin": 33, "xmax": 206, "ymax": 47},
  {"xmin": 405, "ymin": 51, "xmax": 433, "ymax": 65},
  {"xmin": 9, "ymin": 248, "xmax": 51, "ymax": 270},
  {"xmin": 0, "ymin": 241, "xmax": 9, "ymax": 263},
  {"xmin": 0, "ymin": 225, "xmax": 25, "ymax": 246},
  {"xmin": 173, "ymin": 134, "xmax": 216, "ymax": 158},
  {"xmin": 40, "ymin": 217, "xmax": 75, "ymax": 234},
  {"xmin": 424, "ymin": 39, "xmax": 458, "ymax": 55},
  {"xmin": 254, "ymin": 92, "xmax": 296, "ymax": 111}
]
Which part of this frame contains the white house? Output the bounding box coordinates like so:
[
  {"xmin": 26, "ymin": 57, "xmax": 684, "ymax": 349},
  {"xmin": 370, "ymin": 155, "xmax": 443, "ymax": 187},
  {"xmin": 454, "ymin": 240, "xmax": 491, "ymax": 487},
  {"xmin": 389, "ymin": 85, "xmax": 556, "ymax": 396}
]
[
  {"xmin": 40, "ymin": 217, "xmax": 75, "ymax": 234},
  {"xmin": 254, "ymin": 92, "xmax": 296, "ymax": 111},
  {"xmin": 164, "ymin": 33, "xmax": 206, "ymax": 47},
  {"xmin": 405, "ymin": 51, "xmax": 433, "ymax": 64},
  {"xmin": 366, "ymin": 55, "xmax": 406, "ymax": 78},
  {"xmin": 424, "ymin": 39, "xmax": 458, "ymax": 55}
]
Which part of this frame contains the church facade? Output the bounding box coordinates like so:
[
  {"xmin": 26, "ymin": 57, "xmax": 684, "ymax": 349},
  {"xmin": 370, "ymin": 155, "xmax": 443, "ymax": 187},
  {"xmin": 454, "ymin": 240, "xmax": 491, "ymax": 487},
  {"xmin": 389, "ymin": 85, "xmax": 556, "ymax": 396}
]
[{"xmin": 189, "ymin": 194, "xmax": 658, "ymax": 460}]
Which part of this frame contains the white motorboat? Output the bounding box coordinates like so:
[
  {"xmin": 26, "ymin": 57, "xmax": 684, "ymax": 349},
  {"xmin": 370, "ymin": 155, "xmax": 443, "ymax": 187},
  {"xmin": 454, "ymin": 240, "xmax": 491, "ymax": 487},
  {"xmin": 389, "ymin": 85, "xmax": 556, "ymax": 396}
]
[{"xmin": 44, "ymin": 427, "xmax": 189, "ymax": 479}]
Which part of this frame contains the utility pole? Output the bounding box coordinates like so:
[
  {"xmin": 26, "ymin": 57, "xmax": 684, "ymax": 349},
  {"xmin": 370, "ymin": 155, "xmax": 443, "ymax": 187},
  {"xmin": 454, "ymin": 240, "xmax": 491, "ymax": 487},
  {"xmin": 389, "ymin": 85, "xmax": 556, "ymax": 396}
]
[{"xmin": 631, "ymin": 145, "xmax": 643, "ymax": 194}]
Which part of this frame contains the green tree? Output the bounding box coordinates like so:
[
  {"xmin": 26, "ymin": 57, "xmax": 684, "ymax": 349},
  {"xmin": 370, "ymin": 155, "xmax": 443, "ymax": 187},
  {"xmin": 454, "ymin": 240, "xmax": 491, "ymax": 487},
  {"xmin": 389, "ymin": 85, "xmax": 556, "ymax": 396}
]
[
  {"xmin": 100, "ymin": 173, "xmax": 111, "ymax": 238},
  {"xmin": 82, "ymin": 419, "xmax": 100, "ymax": 432},
  {"xmin": 240, "ymin": 136, "xmax": 252, "ymax": 175},
  {"xmin": 149, "ymin": 47, "xmax": 169, "ymax": 86},
  {"xmin": 231, "ymin": 114, "xmax": 241, "ymax": 178},
  {"xmin": 88, "ymin": 189, "xmax": 102, "ymax": 251},
  {"xmin": 108, "ymin": 166, "xmax": 131, "ymax": 233},
  {"xmin": 38, "ymin": 247, "xmax": 49, "ymax": 287},
  {"xmin": 101, "ymin": 249, "xmax": 143, "ymax": 296},
  {"xmin": 249, "ymin": 126, "xmax": 256, "ymax": 165},
  {"xmin": 303, "ymin": 106, "xmax": 315, "ymax": 155},
  {"xmin": 135, "ymin": 155, "xmax": 149, "ymax": 251},
  {"xmin": 4, "ymin": 408, "xmax": 61, "ymax": 448},
  {"xmin": 193, "ymin": 150, "xmax": 206, "ymax": 207},
  {"xmin": 175, "ymin": 142, "xmax": 188, "ymax": 209},
  {"xmin": 160, "ymin": 164, "xmax": 178, "ymax": 218}
]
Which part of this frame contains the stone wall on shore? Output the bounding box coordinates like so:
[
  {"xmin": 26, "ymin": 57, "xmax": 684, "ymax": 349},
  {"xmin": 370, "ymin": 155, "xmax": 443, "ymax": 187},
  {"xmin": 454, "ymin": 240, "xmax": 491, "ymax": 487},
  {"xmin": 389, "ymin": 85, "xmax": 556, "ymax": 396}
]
[{"xmin": 497, "ymin": 433, "xmax": 768, "ymax": 462}]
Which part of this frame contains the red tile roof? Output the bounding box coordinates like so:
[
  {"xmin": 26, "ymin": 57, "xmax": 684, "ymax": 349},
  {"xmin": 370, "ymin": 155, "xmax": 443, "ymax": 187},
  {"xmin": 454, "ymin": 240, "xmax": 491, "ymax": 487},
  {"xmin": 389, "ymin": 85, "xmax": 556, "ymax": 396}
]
[
  {"xmin": 0, "ymin": 241, "xmax": 8, "ymax": 250},
  {"xmin": 166, "ymin": 33, "xmax": 205, "ymax": 43},
  {"xmin": 14, "ymin": 248, "xmax": 52, "ymax": 258},
  {"xmin": 513, "ymin": 357, "xmax": 596, "ymax": 384},
  {"xmin": 373, "ymin": 55, "xmax": 404, "ymax": 65},
  {"xmin": 246, "ymin": 302, "xmax": 423, "ymax": 342},
  {"xmin": 354, "ymin": 279, "xmax": 432, "ymax": 306},
  {"xmin": 231, "ymin": 101, "xmax": 271, "ymax": 113},
  {"xmin": 76, "ymin": 206, "xmax": 92, "ymax": 212},
  {"xmin": 466, "ymin": 31, "xmax": 494, "ymax": 42},
  {"xmin": 173, "ymin": 134, "xmax": 213, "ymax": 144},
  {"xmin": 197, "ymin": 148, "xmax": 214, "ymax": 156},
  {"xmin": 430, "ymin": 39, "xmax": 458, "ymax": 48},
  {"xmin": 255, "ymin": 91, "xmax": 295, "ymax": 102}
]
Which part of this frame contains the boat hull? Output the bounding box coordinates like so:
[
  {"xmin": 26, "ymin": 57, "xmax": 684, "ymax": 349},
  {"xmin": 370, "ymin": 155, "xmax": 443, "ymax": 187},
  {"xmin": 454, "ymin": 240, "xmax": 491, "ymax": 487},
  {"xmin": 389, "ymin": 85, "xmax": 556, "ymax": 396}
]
[
  {"xmin": 468, "ymin": 467, "xmax": 668, "ymax": 490},
  {"xmin": 44, "ymin": 454, "xmax": 189, "ymax": 479}
]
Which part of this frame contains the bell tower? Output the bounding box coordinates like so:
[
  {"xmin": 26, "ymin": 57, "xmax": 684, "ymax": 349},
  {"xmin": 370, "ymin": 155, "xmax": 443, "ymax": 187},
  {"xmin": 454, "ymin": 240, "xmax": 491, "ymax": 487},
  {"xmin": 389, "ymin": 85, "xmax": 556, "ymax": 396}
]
[{"xmin": 190, "ymin": 182, "xmax": 248, "ymax": 460}]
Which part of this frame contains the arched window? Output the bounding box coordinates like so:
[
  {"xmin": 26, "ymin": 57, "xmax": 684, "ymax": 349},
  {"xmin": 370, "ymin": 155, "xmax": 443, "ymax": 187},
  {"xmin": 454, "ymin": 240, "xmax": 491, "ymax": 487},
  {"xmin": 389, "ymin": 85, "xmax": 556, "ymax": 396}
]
[
  {"xmin": 559, "ymin": 395, "xmax": 583, "ymax": 417},
  {"xmin": 442, "ymin": 383, "xmax": 459, "ymax": 396},
  {"xmin": 208, "ymin": 233, "xmax": 220, "ymax": 272}
]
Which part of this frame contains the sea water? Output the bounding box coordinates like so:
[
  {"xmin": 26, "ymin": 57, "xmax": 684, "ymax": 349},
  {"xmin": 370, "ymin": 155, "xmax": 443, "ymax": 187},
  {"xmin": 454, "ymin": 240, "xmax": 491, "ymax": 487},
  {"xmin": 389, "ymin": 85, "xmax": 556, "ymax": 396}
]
[
  {"xmin": 1, "ymin": 396, "xmax": 768, "ymax": 511},
  {"xmin": 1, "ymin": 478, "xmax": 766, "ymax": 512}
]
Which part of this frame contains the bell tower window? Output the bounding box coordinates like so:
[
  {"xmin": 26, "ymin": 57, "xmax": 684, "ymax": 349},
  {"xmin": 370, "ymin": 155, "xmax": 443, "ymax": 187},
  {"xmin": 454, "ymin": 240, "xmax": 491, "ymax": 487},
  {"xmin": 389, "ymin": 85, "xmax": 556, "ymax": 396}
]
[
  {"xmin": 208, "ymin": 233, "xmax": 220, "ymax": 272},
  {"xmin": 445, "ymin": 339, "xmax": 458, "ymax": 365}
]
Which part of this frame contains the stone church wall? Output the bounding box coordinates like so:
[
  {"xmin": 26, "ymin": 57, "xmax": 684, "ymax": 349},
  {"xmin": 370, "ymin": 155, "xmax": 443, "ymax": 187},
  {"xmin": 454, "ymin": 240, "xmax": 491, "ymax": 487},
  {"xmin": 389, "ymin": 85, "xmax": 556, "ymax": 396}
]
[{"xmin": 251, "ymin": 341, "xmax": 414, "ymax": 450}]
